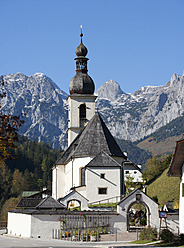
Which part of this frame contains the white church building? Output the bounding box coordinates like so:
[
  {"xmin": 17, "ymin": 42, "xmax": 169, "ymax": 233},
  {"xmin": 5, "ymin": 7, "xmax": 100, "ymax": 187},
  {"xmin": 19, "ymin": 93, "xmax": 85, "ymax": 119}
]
[
  {"xmin": 52, "ymin": 29, "xmax": 142, "ymax": 205},
  {"xmin": 8, "ymin": 30, "xmax": 163, "ymax": 240}
]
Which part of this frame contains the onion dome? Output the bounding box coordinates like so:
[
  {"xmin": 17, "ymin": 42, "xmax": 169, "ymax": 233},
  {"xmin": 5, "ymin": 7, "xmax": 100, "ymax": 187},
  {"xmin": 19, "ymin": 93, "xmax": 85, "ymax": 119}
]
[
  {"xmin": 75, "ymin": 33, "xmax": 88, "ymax": 57},
  {"xmin": 69, "ymin": 26, "xmax": 95, "ymax": 95},
  {"xmin": 69, "ymin": 73, "xmax": 94, "ymax": 94}
]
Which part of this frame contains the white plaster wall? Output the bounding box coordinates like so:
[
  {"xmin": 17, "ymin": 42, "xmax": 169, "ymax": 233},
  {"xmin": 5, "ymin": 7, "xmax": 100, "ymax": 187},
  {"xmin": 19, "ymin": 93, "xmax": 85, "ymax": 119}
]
[
  {"xmin": 86, "ymin": 167, "xmax": 121, "ymax": 203},
  {"xmin": 68, "ymin": 97, "xmax": 96, "ymax": 128},
  {"xmin": 64, "ymin": 157, "xmax": 93, "ymax": 195},
  {"xmin": 52, "ymin": 165, "xmax": 65, "ymax": 200},
  {"xmin": 76, "ymin": 186, "xmax": 87, "ymax": 198},
  {"xmin": 68, "ymin": 95, "xmax": 96, "ymax": 145},
  {"xmin": 31, "ymin": 215, "xmax": 60, "ymax": 239},
  {"xmin": 179, "ymin": 164, "xmax": 184, "ymax": 234},
  {"xmin": 68, "ymin": 129, "xmax": 81, "ymax": 146},
  {"xmin": 110, "ymin": 214, "xmax": 127, "ymax": 232},
  {"xmin": 61, "ymin": 190, "xmax": 88, "ymax": 210},
  {"xmin": 117, "ymin": 190, "xmax": 159, "ymax": 230},
  {"xmin": 124, "ymin": 164, "xmax": 143, "ymax": 183},
  {"xmin": 8, "ymin": 212, "xmax": 31, "ymax": 238},
  {"xmin": 167, "ymin": 213, "xmax": 179, "ymax": 234},
  {"xmin": 52, "ymin": 167, "xmax": 57, "ymax": 199}
]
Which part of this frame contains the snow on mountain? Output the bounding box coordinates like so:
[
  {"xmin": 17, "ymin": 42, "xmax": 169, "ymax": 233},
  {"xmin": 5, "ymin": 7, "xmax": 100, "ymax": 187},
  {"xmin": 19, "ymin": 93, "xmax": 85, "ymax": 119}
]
[
  {"xmin": 96, "ymin": 73, "xmax": 184, "ymax": 141},
  {"xmin": 96, "ymin": 80, "xmax": 127, "ymax": 101},
  {"xmin": 1, "ymin": 71, "xmax": 184, "ymax": 148},
  {"xmin": 0, "ymin": 73, "xmax": 68, "ymax": 149}
]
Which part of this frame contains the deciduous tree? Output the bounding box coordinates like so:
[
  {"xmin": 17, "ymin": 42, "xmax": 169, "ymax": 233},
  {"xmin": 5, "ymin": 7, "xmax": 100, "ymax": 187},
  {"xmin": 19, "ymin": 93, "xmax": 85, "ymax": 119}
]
[{"xmin": 0, "ymin": 77, "xmax": 24, "ymax": 162}]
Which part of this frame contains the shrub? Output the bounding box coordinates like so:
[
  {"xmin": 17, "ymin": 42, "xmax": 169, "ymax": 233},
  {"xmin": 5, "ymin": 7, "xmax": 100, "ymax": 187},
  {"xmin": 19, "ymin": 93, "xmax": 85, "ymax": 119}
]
[
  {"xmin": 179, "ymin": 234, "xmax": 184, "ymax": 245},
  {"xmin": 160, "ymin": 229, "xmax": 174, "ymax": 243},
  {"xmin": 139, "ymin": 227, "xmax": 157, "ymax": 241},
  {"xmin": 140, "ymin": 218, "xmax": 147, "ymax": 226}
]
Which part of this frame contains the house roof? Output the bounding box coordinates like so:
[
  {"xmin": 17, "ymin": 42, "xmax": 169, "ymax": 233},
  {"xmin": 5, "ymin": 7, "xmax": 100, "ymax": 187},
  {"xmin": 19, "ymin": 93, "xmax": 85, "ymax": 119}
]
[
  {"xmin": 17, "ymin": 198, "xmax": 42, "ymax": 208},
  {"xmin": 60, "ymin": 189, "xmax": 89, "ymax": 202},
  {"xmin": 22, "ymin": 191, "xmax": 40, "ymax": 197},
  {"xmin": 22, "ymin": 189, "xmax": 51, "ymax": 199},
  {"xmin": 55, "ymin": 113, "xmax": 126, "ymax": 165},
  {"xmin": 117, "ymin": 188, "xmax": 158, "ymax": 205},
  {"xmin": 36, "ymin": 196, "xmax": 66, "ymax": 209},
  {"xmin": 9, "ymin": 208, "xmax": 118, "ymax": 215},
  {"xmin": 85, "ymin": 151, "xmax": 121, "ymax": 168},
  {"xmin": 123, "ymin": 160, "xmax": 142, "ymax": 172},
  {"xmin": 17, "ymin": 196, "xmax": 66, "ymax": 209},
  {"xmin": 167, "ymin": 138, "xmax": 184, "ymax": 177}
]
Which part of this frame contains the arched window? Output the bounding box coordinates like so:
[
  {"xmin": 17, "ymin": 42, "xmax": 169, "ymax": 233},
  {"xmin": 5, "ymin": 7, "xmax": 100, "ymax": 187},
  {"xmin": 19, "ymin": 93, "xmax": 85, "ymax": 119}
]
[
  {"xmin": 80, "ymin": 167, "xmax": 85, "ymax": 186},
  {"xmin": 79, "ymin": 104, "xmax": 86, "ymax": 127}
]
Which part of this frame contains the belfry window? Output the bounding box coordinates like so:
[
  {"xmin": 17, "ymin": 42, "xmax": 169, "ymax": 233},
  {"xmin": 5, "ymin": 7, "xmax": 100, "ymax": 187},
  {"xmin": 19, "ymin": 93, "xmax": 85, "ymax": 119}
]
[{"xmin": 79, "ymin": 104, "xmax": 86, "ymax": 127}]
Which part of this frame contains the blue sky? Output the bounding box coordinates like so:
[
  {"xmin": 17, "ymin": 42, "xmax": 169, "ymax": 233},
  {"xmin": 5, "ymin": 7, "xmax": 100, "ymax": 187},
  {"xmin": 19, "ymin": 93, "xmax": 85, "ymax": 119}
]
[{"xmin": 0, "ymin": 0, "xmax": 183, "ymax": 94}]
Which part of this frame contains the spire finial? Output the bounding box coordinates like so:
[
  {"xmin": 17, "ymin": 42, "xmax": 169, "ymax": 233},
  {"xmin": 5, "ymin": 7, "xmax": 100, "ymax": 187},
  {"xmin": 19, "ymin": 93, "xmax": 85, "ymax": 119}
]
[{"xmin": 80, "ymin": 25, "xmax": 83, "ymax": 42}]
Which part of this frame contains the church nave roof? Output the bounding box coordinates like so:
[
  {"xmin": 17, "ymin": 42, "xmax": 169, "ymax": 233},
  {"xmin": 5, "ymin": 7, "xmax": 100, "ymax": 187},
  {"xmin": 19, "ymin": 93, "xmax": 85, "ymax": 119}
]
[{"xmin": 55, "ymin": 113, "xmax": 126, "ymax": 165}]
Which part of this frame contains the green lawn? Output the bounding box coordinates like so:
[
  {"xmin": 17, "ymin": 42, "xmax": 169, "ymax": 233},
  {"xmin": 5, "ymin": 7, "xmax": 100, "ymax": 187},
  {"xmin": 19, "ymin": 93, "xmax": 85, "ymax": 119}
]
[{"xmin": 146, "ymin": 169, "xmax": 180, "ymax": 207}]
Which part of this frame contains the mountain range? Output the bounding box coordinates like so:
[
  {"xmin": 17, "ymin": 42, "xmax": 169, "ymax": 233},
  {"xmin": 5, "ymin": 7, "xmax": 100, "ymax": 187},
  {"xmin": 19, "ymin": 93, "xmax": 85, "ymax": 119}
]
[{"xmin": 1, "ymin": 71, "xmax": 184, "ymax": 153}]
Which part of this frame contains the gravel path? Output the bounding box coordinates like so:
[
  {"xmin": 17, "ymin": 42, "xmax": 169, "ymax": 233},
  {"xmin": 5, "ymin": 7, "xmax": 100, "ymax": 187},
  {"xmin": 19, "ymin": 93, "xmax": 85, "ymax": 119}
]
[{"xmin": 100, "ymin": 232, "xmax": 137, "ymax": 242}]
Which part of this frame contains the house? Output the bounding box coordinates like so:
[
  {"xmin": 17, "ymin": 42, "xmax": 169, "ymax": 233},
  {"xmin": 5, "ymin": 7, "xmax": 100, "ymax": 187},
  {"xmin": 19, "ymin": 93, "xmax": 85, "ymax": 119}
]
[
  {"xmin": 167, "ymin": 138, "xmax": 184, "ymax": 234},
  {"xmin": 52, "ymin": 29, "xmax": 143, "ymax": 206},
  {"xmin": 124, "ymin": 160, "xmax": 143, "ymax": 183}
]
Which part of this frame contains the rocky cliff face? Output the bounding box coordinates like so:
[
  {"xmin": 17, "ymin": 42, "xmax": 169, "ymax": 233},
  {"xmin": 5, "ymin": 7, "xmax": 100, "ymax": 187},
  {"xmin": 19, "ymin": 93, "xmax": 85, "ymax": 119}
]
[
  {"xmin": 96, "ymin": 72, "xmax": 184, "ymax": 142},
  {"xmin": 0, "ymin": 73, "xmax": 68, "ymax": 149},
  {"xmin": 1, "ymin": 71, "xmax": 184, "ymax": 148}
]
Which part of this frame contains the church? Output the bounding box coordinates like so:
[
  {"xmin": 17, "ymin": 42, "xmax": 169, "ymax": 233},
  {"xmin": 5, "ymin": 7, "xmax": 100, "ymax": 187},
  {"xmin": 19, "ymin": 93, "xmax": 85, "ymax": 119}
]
[
  {"xmin": 8, "ymin": 30, "xmax": 161, "ymax": 240},
  {"xmin": 52, "ymin": 28, "xmax": 143, "ymax": 206}
]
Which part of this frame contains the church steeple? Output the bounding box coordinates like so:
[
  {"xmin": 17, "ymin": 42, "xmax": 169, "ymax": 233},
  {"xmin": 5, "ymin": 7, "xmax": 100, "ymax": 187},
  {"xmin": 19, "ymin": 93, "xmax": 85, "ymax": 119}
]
[
  {"xmin": 67, "ymin": 27, "xmax": 97, "ymax": 146},
  {"xmin": 69, "ymin": 26, "xmax": 95, "ymax": 95}
]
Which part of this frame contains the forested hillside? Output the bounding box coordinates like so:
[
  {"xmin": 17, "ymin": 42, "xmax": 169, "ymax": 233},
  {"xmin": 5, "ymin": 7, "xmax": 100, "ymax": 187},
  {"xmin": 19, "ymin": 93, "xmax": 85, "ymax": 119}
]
[
  {"xmin": 116, "ymin": 138, "xmax": 152, "ymax": 167},
  {"xmin": 0, "ymin": 136, "xmax": 62, "ymax": 219}
]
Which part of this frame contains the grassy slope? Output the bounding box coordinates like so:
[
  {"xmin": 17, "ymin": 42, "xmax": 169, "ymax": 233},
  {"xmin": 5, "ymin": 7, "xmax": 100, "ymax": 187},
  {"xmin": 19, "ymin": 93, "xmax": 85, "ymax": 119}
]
[
  {"xmin": 146, "ymin": 169, "xmax": 180, "ymax": 207},
  {"xmin": 137, "ymin": 135, "xmax": 182, "ymax": 156}
]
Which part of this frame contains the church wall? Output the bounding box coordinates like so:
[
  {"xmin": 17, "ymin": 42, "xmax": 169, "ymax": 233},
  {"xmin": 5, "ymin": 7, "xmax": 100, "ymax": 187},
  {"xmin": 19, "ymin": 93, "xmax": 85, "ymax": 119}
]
[
  {"xmin": 68, "ymin": 129, "xmax": 81, "ymax": 147},
  {"xmin": 179, "ymin": 164, "xmax": 184, "ymax": 234},
  {"xmin": 8, "ymin": 212, "xmax": 31, "ymax": 238},
  {"xmin": 65, "ymin": 157, "xmax": 93, "ymax": 196},
  {"xmin": 86, "ymin": 167, "xmax": 121, "ymax": 203},
  {"xmin": 68, "ymin": 97, "xmax": 95, "ymax": 128},
  {"xmin": 52, "ymin": 165, "xmax": 65, "ymax": 200},
  {"xmin": 68, "ymin": 96, "xmax": 96, "ymax": 145}
]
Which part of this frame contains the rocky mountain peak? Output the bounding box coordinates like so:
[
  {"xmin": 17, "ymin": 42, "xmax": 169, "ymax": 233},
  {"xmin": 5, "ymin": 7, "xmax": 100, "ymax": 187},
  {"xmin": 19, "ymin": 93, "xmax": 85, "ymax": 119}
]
[
  {"xmin": 96, "ymin": 80, "xmax": 126, "ymax": 101},
  {"xmin": 1, "ymin": 70, "xmax": 184, "ymax": 149}
]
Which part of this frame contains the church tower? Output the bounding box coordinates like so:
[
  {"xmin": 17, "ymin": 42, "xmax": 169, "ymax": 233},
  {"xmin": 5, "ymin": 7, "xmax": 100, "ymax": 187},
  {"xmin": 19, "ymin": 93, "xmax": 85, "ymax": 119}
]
[{"xmin": 68, "ymin": 27, "xmax": 97, "ymax": 146}]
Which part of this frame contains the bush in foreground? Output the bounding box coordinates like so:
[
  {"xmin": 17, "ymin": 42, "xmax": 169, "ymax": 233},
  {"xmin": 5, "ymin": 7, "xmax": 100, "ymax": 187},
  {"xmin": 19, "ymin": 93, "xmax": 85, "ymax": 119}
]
[
  {"xmin": 139, "ymin": 227, "xmax": 157, "ymax": 241},
  {"xmin": 160, "ymin": 229, "xmax": 174, "ymax": 243}
]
